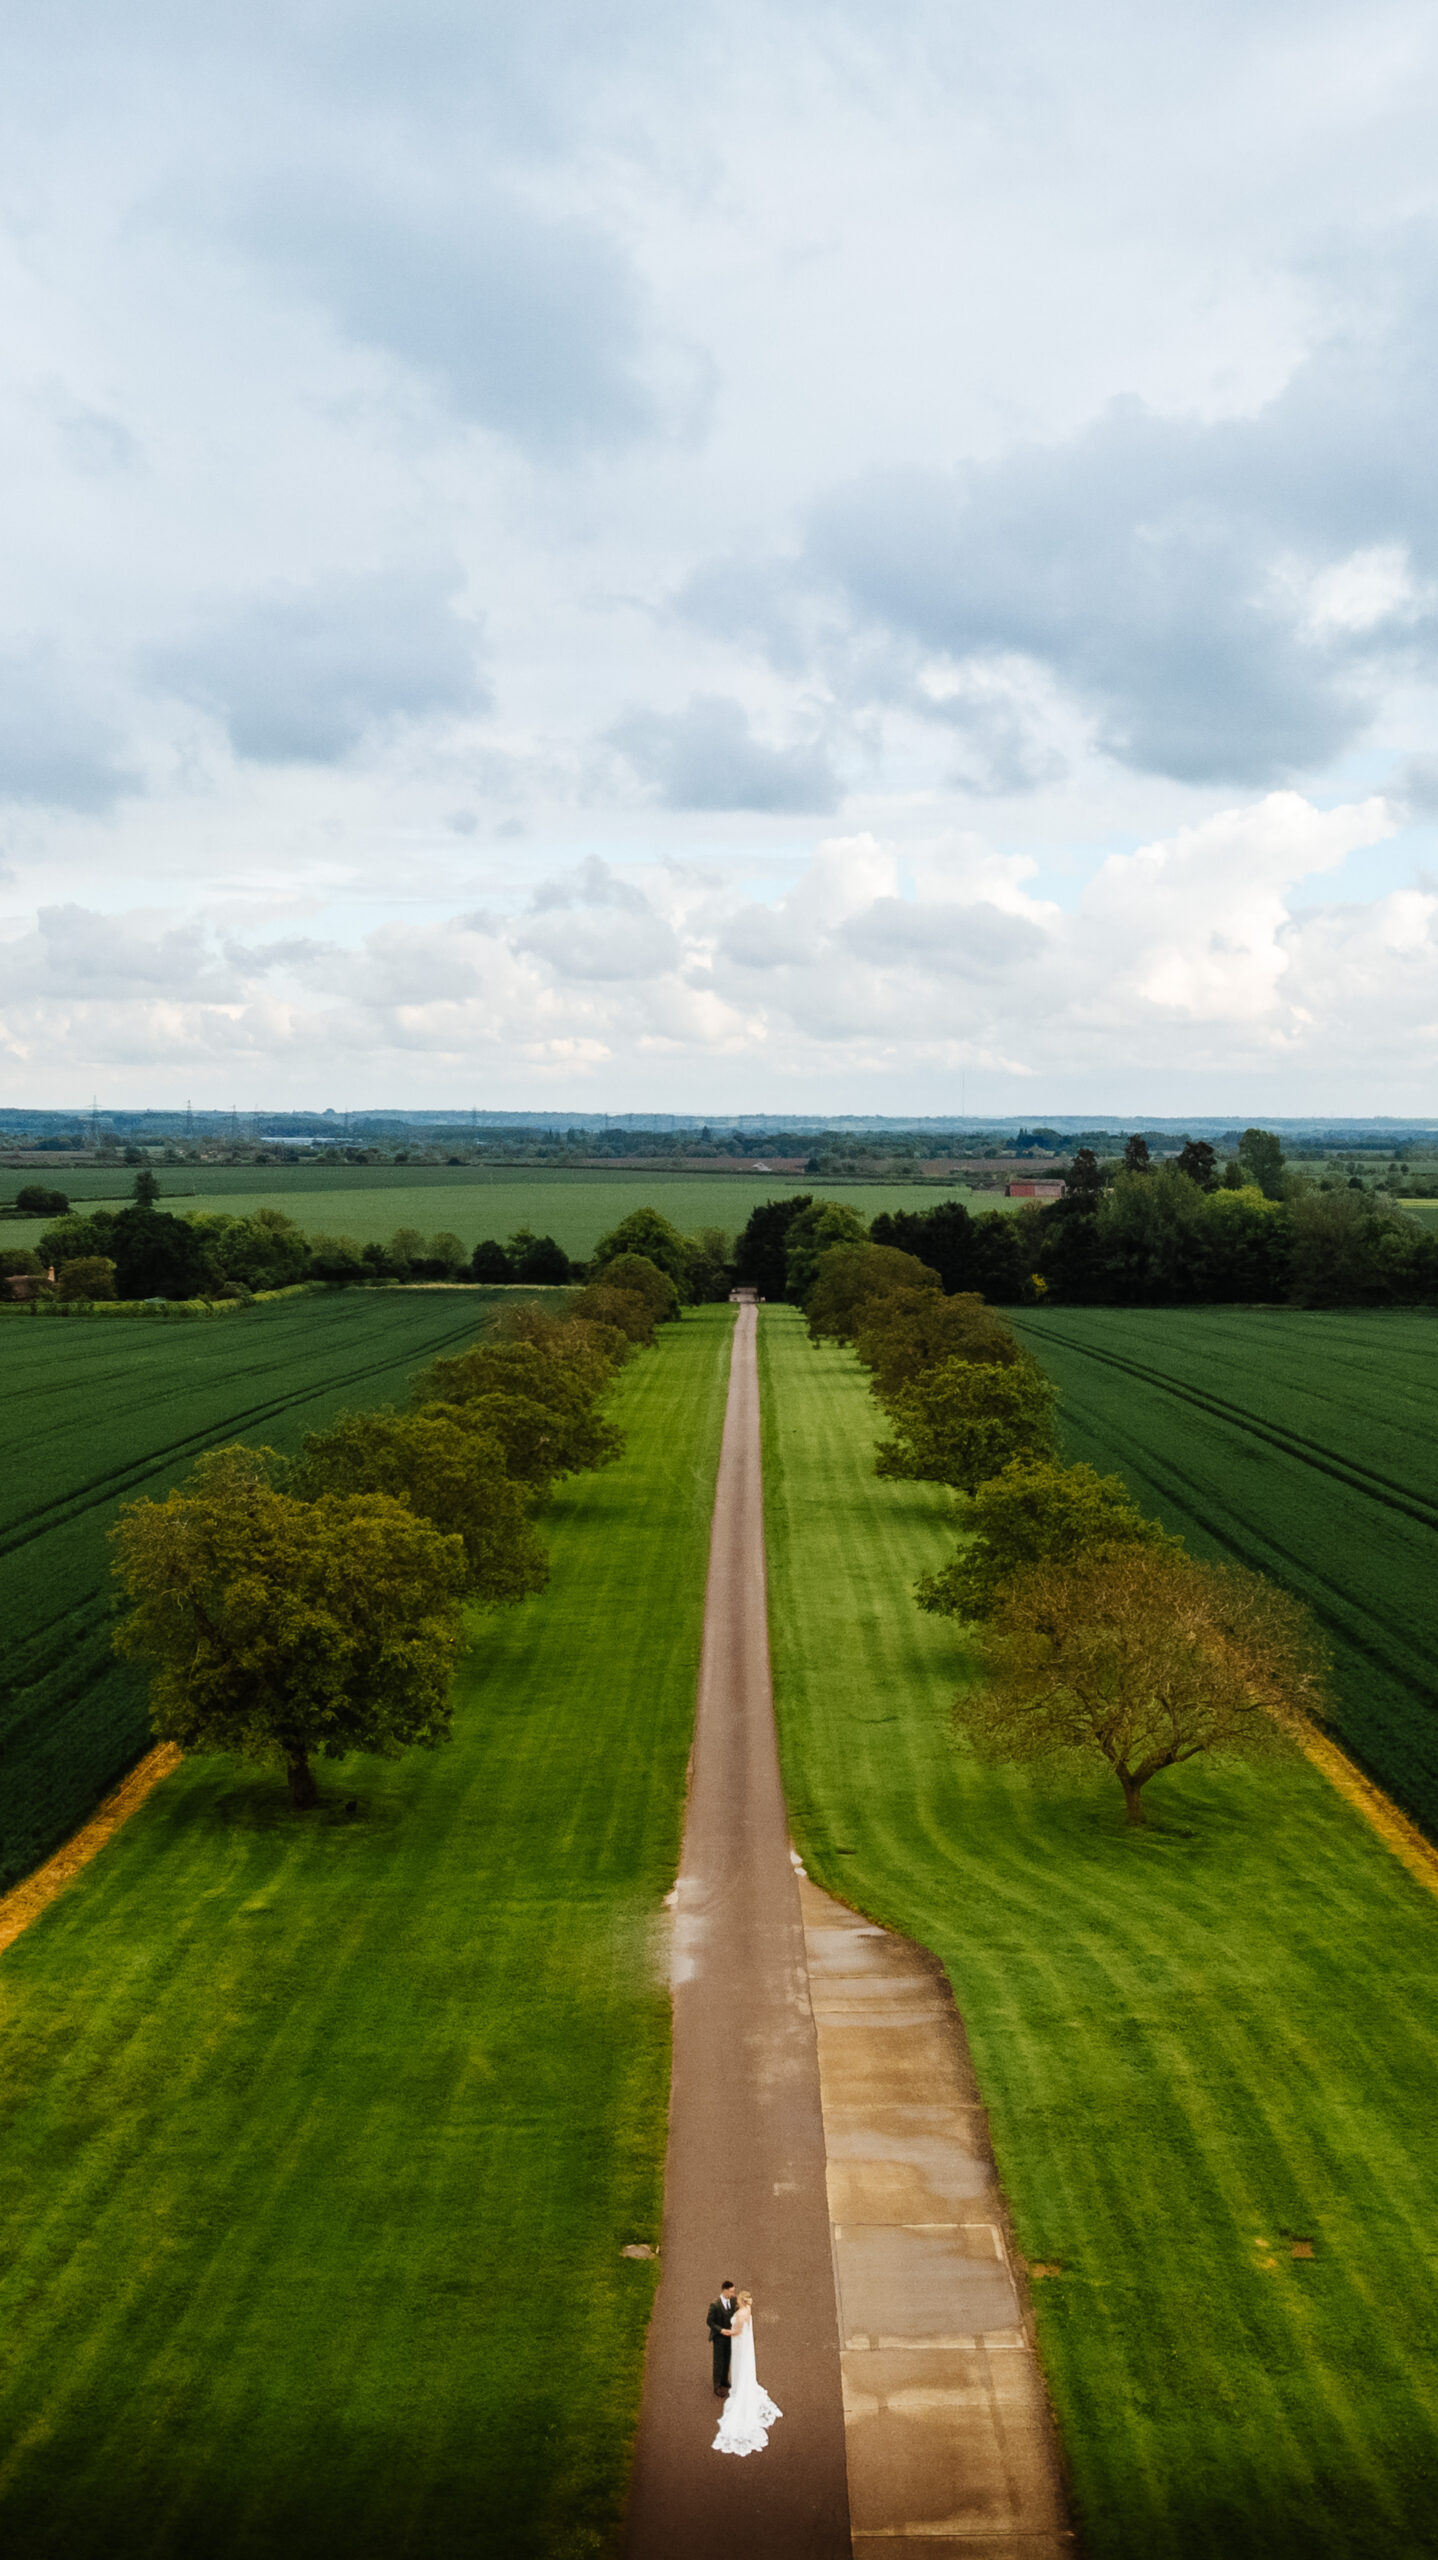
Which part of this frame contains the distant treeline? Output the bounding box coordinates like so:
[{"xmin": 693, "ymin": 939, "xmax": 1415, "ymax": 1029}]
[{"xmin": 733, "ymin": 1147, "xmax": 1438, "ymax": 1309}]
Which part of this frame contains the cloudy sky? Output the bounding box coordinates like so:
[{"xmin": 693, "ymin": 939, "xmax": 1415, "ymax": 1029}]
[{"xmin": 2, "ymin": 0, "xmax": 1438, "ymax": 1115}]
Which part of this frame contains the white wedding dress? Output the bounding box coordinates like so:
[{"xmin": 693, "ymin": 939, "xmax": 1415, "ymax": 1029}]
[{"xmin": 713, "ymin": 2311, "xmax": 782, "ymax": 2457}]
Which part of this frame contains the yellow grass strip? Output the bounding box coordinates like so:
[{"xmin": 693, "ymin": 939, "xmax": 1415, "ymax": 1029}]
[
  {"xmin": 0, "ymin": 1744, "xmax": 181, "ymax": 1957},
  {"xmin": 1292, "ymin": 1721, "xmax": 1438, "ymax": 1901}
]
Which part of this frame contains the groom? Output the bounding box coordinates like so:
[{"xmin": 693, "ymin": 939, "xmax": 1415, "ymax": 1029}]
[{"xmin": 707, "ymin": 2280, "xmax": 738, "ymax": 2397}]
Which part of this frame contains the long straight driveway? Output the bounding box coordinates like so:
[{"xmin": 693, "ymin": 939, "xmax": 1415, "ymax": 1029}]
[{"xmin": 624, "ymin": 1298, "xmax": 852, "ymax": 2558}]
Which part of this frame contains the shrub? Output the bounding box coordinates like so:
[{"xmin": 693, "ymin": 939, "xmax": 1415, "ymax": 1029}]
[{"xmin": 57, "ymin": 1257, "xmax": 118, "ymax": 1301}]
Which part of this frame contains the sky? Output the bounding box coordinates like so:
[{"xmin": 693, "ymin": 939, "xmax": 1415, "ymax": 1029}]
[{"xmin": 2, "ymin": 0, "xmax": 1438, "ymax": 1116}]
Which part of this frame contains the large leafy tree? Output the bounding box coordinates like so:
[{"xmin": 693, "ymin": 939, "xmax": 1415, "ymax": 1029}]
[
  {"xmin": 783, "ymin": 1200, "xmax": 868, "ymax": 1302},
  {"xmin": 415, "ymin": 1333, "xmax": 627, "ymax": 1473},
  {"xmin": 589, "ymin": 1251, "xmax": 680, "ymax": 1323},
  {"xmin": 869, "ymin": 1200, "xmax": 976, "ymax": 1294},
  {"xmin": 964, "ymin": 1546, "xmax": 1327, "ymax": 1826},
  {"xmin": 875, "ymin": 1355, "xmax": 1057, "ymax": 1492},
  {"xmin": 805, "ymin": 1244, "xmax": 938, "ymax": 1344},
  {"xmin": 853, "ymin": 1287, "xmax": 1020, "ymax": 1399},
  {"xmin": 732, "ymin": 1194, "xmax": 812, "ymax": 1299},
  {"xmin": 506, "ymin": 1229, "xmax": 574, "ymax": 1284},
  {"xmin": 40, "ymin": 1204, "xmax": 213, "ymax": 1300},
  {"xmin": 110, "ymin": 1448, "xmax": 466, "ymax": 1809},
  {"xmin": 590, "ymin": 1207, "xmax": 691, "ymax": 1295},
  {"xmin": 1238, "ymin": 1127, "xmax": 1287, "ymax": 1199},
  {"xmin": 569, "ymin": 1280, "xmax": 658, "ymax": 1344},
  {"xmin": 1175, "ymin": 1139, "xmax": 1218, "ymax": 1190},
  {"xmin": 916, "ymin": 1457, "xmax": 1173, "ymax": 1622},
  {"xmin": 292, "ymin": 1407, "xmax": 549, "ymax": 1603}
]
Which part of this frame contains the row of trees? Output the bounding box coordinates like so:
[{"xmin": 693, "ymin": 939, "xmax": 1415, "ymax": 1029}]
[
  {"xmin": 726, "ymin": 1151, "xmax": 1438, "ymax": 1311},
  {"xmin": 4, "ymin": 1180, "xmax": 737, "ymax": 1308},
  {"xmin": 803, "ymin": 1237, "xmax": 1329, "ymax": 1825},
  {"xmin": 109, "ymin": 1261, "xmax": 675, "ymax": 1807}
]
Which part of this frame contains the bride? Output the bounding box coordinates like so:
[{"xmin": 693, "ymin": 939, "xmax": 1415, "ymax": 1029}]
[{"xmin": 713, "ymin": 2292, "xmax": 782, "ymax": 2457}]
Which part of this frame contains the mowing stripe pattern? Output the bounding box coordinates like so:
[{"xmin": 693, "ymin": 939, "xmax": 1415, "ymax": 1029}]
[
  {"xmin": 0, "ymin": 1308, "xmax": 733, "ymax": 2559},
  {"xmin": 760, "ymin": 1310, "xmax": 1438, "ymax": 2560}
]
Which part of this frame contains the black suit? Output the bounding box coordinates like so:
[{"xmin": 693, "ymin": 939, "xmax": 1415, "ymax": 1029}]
[{"xmin": 707, "ymin": 2296, "xmax": 736, "ymax": 2391}]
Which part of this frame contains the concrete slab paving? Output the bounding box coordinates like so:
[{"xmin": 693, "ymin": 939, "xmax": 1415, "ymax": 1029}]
[{"xmin": 798, "ymin": 1877, "xmax": 1073, "ymax": 2554}]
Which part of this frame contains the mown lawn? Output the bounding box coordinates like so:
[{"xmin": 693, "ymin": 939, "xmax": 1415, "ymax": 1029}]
[
  {"xmin": 0, "ymin": 1305, "xmax": 733, "ymax": 2560},
  {"xmin": 760, "ymin": 1310, "xmax": 1438, "ymax": 2560}
]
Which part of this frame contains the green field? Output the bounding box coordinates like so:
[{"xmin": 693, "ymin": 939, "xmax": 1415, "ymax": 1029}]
[
  {"xmin": 1009, "ymin": 1306, "xmax": 1438, "ymax": 1836},
  {"xmin": 761, "ymin": 1309, "xmax": 1438, "ymax": 2560},
  {"xmin": 1, "ymin": 1168, "xmax": 1012, "ymax": 1257},
  {"xmin": 0, "ymin": 1289, "xmax": 564, "ymax": 1891},
  {"xmin": 0, "ymin": 1305, "xmax": 732, "ymax": 2559}
]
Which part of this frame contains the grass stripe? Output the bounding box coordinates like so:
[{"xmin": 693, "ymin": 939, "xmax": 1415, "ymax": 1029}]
[
  {"xmin": 760, "ymin": 1310, "xmax": 1438, "ymax": 2560},
  {"xmin": 0, "ymin": 1305, "xmax": 733, "ymax": 2559}
]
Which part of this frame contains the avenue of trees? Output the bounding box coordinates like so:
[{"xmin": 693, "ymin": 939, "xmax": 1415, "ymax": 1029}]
[
  {"xmin": 7, "ymin": 1180, "xmax": 739, "ymax": 1308},
  {"xmin": 109, "ymin": 1270, "xmax": 668, "ymax": 1807},
  {"xmin": 798, "ymin": 1230, "xmax": 1331, "ymax": 1826},
  {"xmin": 866, "ymin": 1134, "xmax": 1438, "ymax": 1308}
]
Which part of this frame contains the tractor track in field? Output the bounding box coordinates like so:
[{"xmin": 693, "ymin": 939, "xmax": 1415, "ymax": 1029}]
[
  {"xmin": 1011, "ymin": 1320, "xmax": 1438, "ymax": 1533},
  {"xmin": 1013, "ymin": 1313, "xmax": 1438, "ymax": 1831},
  {"xmin": 0, "ymin": 1304, "xmax": 487, "ymax": 1563}
]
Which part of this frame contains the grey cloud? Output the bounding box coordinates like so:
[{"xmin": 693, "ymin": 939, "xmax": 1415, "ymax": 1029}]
[
  {"xmin": 610, "ymin": 694, "xmax": 840, "ymax": 813},
  {"xmin": 150, "ymin": 567, "xmax": 485, "ymax": 762},
  {"xmin": 220, "ymin": 935, "xmax": 333, "ymax": 973},
  {"xmin": 838, "ymin": 896, "xmax": 1047, "ymax": 973},
  {"xmin": 515, "ymin": 856, "xmax": 679, "ymax": 979},
  {"xmin": 10, "ymin": 905, "xmax": 220, "ymax": 999},
  {"xmin": 0, "ymin": 655, "xmax": 136, "ymax": 810},
  {"xmin": 530, "ymin": 854, "xmax": 652, "ymax": 913},
  {"xmin": 244, "ymin": 179, "xmax": 652, "ymax": 453},
  {"xmin": 1393, "ymin": 756, "xmax": 1438, "ymax": 814},
  {"xmin": 716, "ymin": 905, "xmax": 816, "ymax": 969},
  {"xmin": 54, "ymin": 405, "xmax": 141, "ymax": 477},
  {"xmin": 681, "ymin": 243, "xmax": 1438, "ymax": 791},
  {"xmin": 803, "ymin": 444, "xmax": 1361, "ymax": 786}
]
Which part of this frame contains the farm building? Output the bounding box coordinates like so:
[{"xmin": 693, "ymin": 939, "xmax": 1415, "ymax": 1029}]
[{"xmin": 1006, "ymin": 1179, "xmax": 1066, "ymax": 1200}]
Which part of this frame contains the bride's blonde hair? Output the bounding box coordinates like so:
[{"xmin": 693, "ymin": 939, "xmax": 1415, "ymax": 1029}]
[{"xmin": 737, "ymin": 2289, "xmax": 753, "ymax": 2306}]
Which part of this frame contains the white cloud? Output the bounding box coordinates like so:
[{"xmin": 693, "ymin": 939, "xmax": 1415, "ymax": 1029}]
[
  {"xmin": 0, "ymin": 3, "xmax": 1437, "ymax": 1104},
  {"xmin": 3, "ymin": 793, "xmax": 1433, "ymax": 1105}
]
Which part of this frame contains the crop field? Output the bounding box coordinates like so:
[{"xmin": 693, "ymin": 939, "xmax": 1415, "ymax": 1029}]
[
  {"xmin": 0, "ymin": 1167, "xmax": 1014, "ymax": 1256},
  {"xmin": 0, "ymin": 1289, "xmax": 552, "ymax": 1891},
  {"xmin": 0, "ymin": 1304, "xmax": 732, "ymax": 2560},
  {"xmin": 761, "ymin": 1310, "xmax": 1438, "ymax": 2560},
  {"xmin": 1009, "ymin": 1306, "xmax": 1438, "ymax": 1836}
]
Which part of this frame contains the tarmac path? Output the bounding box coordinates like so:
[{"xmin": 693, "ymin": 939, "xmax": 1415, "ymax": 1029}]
[{"xmin": 623, "ymin": 1296, "xmax": 853, "ymax": 2559}]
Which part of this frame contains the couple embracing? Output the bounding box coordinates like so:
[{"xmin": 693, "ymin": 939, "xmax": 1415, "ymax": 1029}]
[{"xmin": 706, "ymin": 2280, "xmax": 782, "ymax": 2458}]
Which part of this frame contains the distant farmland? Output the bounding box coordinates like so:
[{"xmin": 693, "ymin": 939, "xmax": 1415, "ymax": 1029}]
[
  {"xmin": 0, "ymin": 1167, "xmax": 1017, "ymax": 1257},
  {"xmin": 1012, "ymin": 1306, "xmax": 1438, "ymax": 1835},
  {"xmin": 0, "ymin": 1291, "xmax": 521, "ymax": 1890}
]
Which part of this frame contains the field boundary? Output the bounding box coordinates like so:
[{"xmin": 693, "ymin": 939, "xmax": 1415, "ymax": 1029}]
[
  {"xmin": 1288, "ymin": 1719, "xmax": 1438, "ymax": 1900},
  {"xmin": 0, "ymin": 1743, "xmax": 181, "ymax": 1957}
]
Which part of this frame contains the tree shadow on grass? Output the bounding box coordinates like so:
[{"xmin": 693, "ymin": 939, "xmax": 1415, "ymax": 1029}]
[{"xmin": 2, "ymin": 2393, "xmax": 584, "ymax": 2560}]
